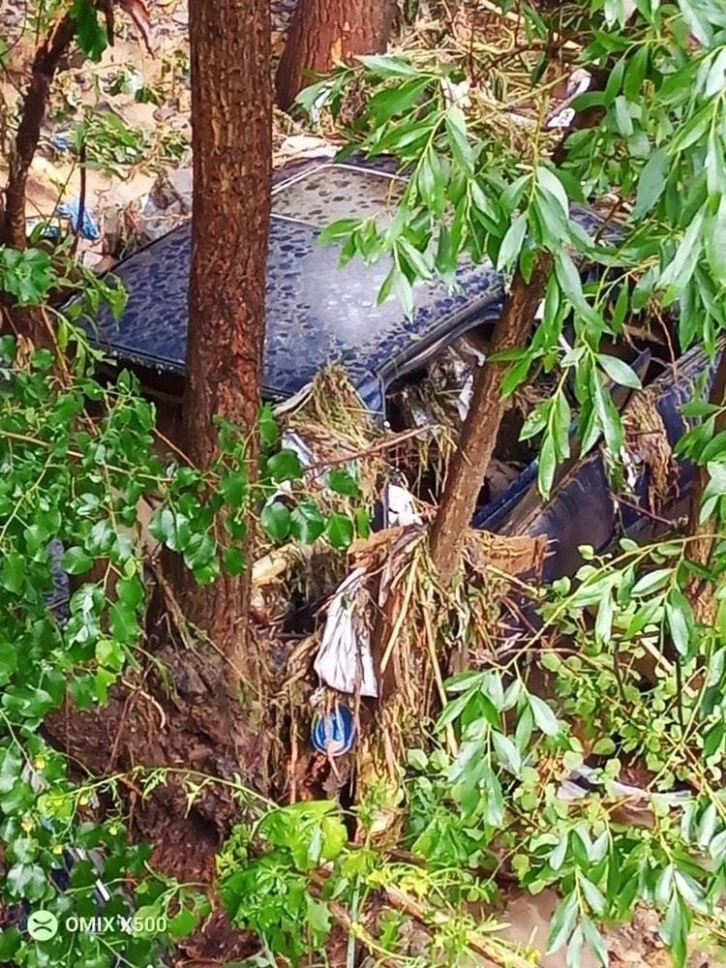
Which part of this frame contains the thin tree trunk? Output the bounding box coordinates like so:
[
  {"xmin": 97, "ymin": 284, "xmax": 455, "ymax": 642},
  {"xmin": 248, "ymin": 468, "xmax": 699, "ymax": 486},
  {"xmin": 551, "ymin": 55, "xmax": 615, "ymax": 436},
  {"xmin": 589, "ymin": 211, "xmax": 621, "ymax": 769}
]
[
  {"xmin": 0, "ymin": 12, "xmax": 76, "ymax": 348},
  {"xmin": 428, "ymin": 259, "xmax": 552, "ymax": 585},
  {"xmin": 276, "ymin": 0, "xmax": 394, "ymax": 110},
  {"xmin": 171, "ymin": 0, "xmax": 272, "ymax": 679},
  {"xmin": 2, "ymin": 14, "xmax": 76, "ymax": 249},
  {"xmin": 428, "ymin": 71, "xmax": 610, "ymax": 586}
]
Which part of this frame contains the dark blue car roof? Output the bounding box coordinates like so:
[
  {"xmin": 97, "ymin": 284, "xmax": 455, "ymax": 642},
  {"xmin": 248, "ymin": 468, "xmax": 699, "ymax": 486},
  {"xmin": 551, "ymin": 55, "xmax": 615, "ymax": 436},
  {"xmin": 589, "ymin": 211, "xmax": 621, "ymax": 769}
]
[{"xmin": 84, "ymin": 159, "xmax": 599, "ymax": 411}]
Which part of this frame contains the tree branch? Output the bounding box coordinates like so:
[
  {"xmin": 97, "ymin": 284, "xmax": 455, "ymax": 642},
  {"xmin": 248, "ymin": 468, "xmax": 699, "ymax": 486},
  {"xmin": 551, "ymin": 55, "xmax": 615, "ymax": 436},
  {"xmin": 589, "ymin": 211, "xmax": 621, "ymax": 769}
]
[{"xmin": 1, "ymin": 13, "xmax": 76, "ymax": 249}]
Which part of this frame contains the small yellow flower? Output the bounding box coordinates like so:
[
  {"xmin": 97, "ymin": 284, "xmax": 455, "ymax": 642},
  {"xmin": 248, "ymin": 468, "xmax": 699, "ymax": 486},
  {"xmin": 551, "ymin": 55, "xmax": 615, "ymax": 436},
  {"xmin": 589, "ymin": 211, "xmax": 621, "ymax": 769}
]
[
  {"xmin": 21, "ymin": 816, "xmax": 34, "ymax": 833},
  {"xmin": 52, "ymin": 844, "xmax": 63, "ymax": 855},
  {"xmin": 34, "ymin": 757, "xmax": 46, "ymax": 771},
  {"xmin": 78, "ymin": 794, "xmax": 90, "ymax": 807}
]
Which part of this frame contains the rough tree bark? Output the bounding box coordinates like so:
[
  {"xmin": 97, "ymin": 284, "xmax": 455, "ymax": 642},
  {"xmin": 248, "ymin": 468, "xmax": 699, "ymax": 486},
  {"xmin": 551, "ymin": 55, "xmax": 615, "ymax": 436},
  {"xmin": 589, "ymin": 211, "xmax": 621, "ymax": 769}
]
[
  {"xmin": 428, "ymin": 75, "xmax": 610, "ymax": 585},
  {"xmin": 428, "ymin": 260, "xmax": 552, "ymax": 585},
  {"xmin": 169, "ymin": 0, "xmax": 272, "ymax": 680},
  {"xmin": 0, "ymin": 12, "xmax": 76, "ymax": 348},
  {"xmin": 276, "ymin": 0, "xmax": 395, "ymax": 110},
  {"xmin": 1, "ymin": 15, "xmax": 76, "ymax": 249}
]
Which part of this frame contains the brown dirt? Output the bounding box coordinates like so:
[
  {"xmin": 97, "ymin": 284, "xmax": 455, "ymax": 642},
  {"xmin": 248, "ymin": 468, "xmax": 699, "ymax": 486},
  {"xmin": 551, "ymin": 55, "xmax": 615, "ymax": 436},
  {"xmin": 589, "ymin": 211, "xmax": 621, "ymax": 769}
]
[{"xmin": 43, "ymin": 595, "xmax": 268, "ymax": 963}]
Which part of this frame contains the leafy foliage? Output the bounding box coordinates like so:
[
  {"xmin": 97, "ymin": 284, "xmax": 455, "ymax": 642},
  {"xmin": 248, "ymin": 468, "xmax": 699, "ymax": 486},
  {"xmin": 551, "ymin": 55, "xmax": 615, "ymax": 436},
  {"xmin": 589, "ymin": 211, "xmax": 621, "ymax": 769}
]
[
  {"xmin": 301, "ymin": 0, "xmax": 726, "ymax": 498},
  {"xmin": 0, "ymin": 242, "xmax": 364, "ymax": 960}
]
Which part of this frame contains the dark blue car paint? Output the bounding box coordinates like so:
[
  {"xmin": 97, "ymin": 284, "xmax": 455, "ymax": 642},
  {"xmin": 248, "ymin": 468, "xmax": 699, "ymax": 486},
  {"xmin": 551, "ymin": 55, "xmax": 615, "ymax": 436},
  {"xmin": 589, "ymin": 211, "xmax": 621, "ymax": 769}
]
[
  {"xmin": 476, "ymin": 343, "xmax": 718, "ymax": 582},
  {"xmin": 82, "ymin": 157, "xmax": 604, "ymax": 415}
]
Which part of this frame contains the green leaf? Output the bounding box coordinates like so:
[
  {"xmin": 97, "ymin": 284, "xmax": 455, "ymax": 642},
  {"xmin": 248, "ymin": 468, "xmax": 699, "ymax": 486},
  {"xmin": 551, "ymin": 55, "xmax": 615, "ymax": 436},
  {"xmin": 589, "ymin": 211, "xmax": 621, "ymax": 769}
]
[
  {"xmin": 358, "ymin": 54, "xmax": 419, "ymax": 76},
  {"xmin": 367, "ymin": 77, "xmax": 431, "ymax": 123},
  {"xmin": 259, "ymin": 403, "xmax": 280, "ymax": 448},
  {"xmin": 117, "ymin": 575, "xmax": 144, "ymax": 609},
  {"xmin": 665, "ymin": 589, "xmax": 692, "ymax": 656},
  {"xmin": 630, "ymin": 567, "xmax": 672, "ymax": 596},
  {"xmin": 537, "ymin": 166, "xmax": 569, "ymax": 217},
  {"xmin": 492, "ymin": 731, "xmax": 522, "ymax": 776},
  {"xmin": 497, "ymin": 214, "xmax": 527, "ymax": 274},
  {"xmin": 705, "ymin": 196, "xmax": 726, "ymax": 286},
  {"xmin": 149, "ymin": 508, "xmax": 190, "ymax": 552},
  {"xmin": 661, "ymin": 892, "xmax": 689, "ymax": 968},
  {"xmin": 407, "ymin": 748, "xmax": 428, "ymax": 770},
  {"xmin": 0, "ymin": 247, "xmax": 54, "ymax": 304},
  {"xmin": 580, "ymin": 877, "xmax": 606, "ymax": 916},
  {"xmin": 1, "ymin": 553, "xmax": 25, "ymax": 593},
  {"xmin": 168, "ymin": 906, "xmax": 199, "ymax": 940},
  {"xmin": 267, "ymin": 449, "xmax": 303, "ymax": 482},
  {"xmin": 221, "ymin": 471, "xmax": 247, "ymax": 509},
  {"xmin": 614, "ymin": 96, "xmax": 633, "ymax": 137},
  {"xmin": 597, "ymin": 354, "xmax": 642, "ymax": 390},
  {"xmin": 552, "ymin": 391, "xmax": 571, "ymax": 461},
  {"xmin": 224, "ymin": 546, "xmax": 246, "ymax": 576},
  {"xmin": 566, "ymin": 925, "xmax": 584, "ymax": 968},
  {"xmin": 6, "ymin": 862, "xmax": 47, "ymax": 900},
  {"xmin": 633, "ymin": 148, "xmax": 669, "ymax": 218},
  {"xmin": 110, "ymin": 601, "xmax": 139, "ymax": 644},
  {"xmin": 61, "ymin": 546, "xmax": 94, "ymax": 576},
  {"xmin": 71, "ymin": 0, "xmax": 108, "ymax": 61},
  {"xmin": 538, "ymin": 434, "xmax": 557, "ymax": 498},
  {"xmin": 326, "ymin": 512, "xmax": 354, "ymax": 550},
  {"xmin": 660, "ymin": 208, "xmax": 705, "ymax": 293},
  {"xmin": 183, "ymin": 532, "xmax": 216, "ymax": 571},
  {"xmin": 698, "ymin": 802, "xmax": 717, "ymax": 849},
  {"xmin": 582, "ymin": 918, "xmax": 609, "ymax": 968},
  {"xmin": 96, "ymin": 638, "xmax": 124, "ymax": 671},
  {"xmin": 0, "ymin": 926, "xmax": 21, "ymax": 960},
  {"xmin": 529, "ymin": 695, "xmax": 559, "ymax": 736},
  {"xmin": 306, "ymin": 896, "xmax": 332, "ymax": 945},
  {"xmin": 318, "ymin": 218, "xmax": 362, "ymax": 245},
  {"xmin": 327, "ymin": 468, "xmax": 359, "ymax": 496},
  {"xmin": 290, "ymin": 501, "xmax": 325, "ymax": 544},
  {"xmin": 555, "ymin": 251, "xmax": 586, "ymax": 311},
  {"xmin": 445, "ymin": 105, "xmax": 474, "ymax": 174},
  {"xmin": 260, "ymin": 502, "xmax": 291, "ymax": 542},
  {"xmin": 547, "ymin": 892, "xmax": 578, "ymax": 954},
  {"xmin": 550, "ymin": 833, "xmax": 569, "ymax": 872}
]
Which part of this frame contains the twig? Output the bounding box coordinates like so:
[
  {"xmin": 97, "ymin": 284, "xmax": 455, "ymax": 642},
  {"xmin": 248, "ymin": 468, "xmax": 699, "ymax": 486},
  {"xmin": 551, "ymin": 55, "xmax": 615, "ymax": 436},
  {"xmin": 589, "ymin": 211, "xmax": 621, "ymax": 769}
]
[
  {"xmin": 379, "ymin": 560, "xmax": 418, "ymax": 675},
  {"xmin": 422, "ymin": 605, "xmax": 459, "ymax": 758},
  {"xmin": 305, "ymin": 424, "xmax": 443, "ymax": 474},
  {"xmin": 382, "ymin": 884, "xmax": 533, "ymax": 968},
  {"xmin": 70, "ymin": 140, "xmax": 87, "ymax": 258}
]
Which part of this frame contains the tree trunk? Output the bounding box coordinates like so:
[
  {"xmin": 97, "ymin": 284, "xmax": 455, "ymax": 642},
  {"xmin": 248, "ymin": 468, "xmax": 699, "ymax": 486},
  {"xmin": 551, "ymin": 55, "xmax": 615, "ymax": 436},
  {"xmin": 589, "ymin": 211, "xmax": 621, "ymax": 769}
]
[
  {"xmin": 1, "ymin": 14, "xmax": 76, "ymax": 250},
  {"xmin": 427, "ymin": 70, "xmax": 611, "ymax": 586},
  {"xmin": 170, "ymin": 0, "xmax": 272, "ymax": 679},
  {"xmin": 428, "ymin": 260, "xmax": 551, "ymax": 585},
  {"xmin": 0, "ymin": 12, "xmax": 76, "ymax": 348},
  {"xmin": 276, "ymin": 0, "xmax": 394, "ymax": 110}
]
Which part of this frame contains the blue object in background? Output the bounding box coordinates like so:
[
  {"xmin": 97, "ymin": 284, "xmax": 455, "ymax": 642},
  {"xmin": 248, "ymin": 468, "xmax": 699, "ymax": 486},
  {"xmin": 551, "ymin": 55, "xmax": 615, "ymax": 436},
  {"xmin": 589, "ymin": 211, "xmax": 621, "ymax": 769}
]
[
  {"xmin": 57, "ymin": 198, "xmax": 101, "ymax": 241},
  {"xmin": 51, "ymin": 132, "xmax": 72, "ymax": 153},
  {"xmin": 312, "ymin": 705, "xmax": 356, "ymax": 757}
]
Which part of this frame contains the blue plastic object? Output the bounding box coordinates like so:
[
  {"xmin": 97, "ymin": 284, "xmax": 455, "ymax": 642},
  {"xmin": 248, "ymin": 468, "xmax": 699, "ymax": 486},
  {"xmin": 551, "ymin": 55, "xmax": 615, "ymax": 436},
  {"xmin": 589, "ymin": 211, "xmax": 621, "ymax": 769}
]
[
  {"xmin": 51, "ymin": 132, "xmax": 72, "ymax": 153},
  {"xmin": 312, "ymin": 705, "xmax": 356, "ymax": 757},
  {"xmin": 57, "ymin": 198, "xmax": 101, "ymax": 241}
]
